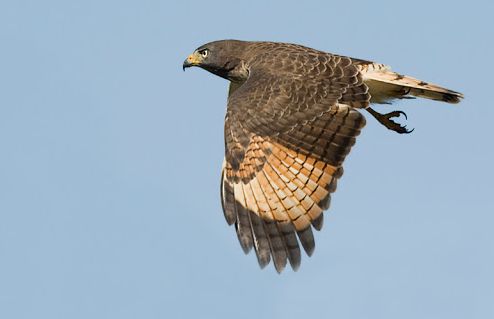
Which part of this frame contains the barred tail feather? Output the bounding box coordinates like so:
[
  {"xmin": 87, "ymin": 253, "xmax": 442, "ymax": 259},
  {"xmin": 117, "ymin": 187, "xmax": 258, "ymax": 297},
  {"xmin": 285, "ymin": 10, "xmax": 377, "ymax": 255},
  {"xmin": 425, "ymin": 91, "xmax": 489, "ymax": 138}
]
[{"xmin": 358, "ymin": 63, "xmax": 464, "ymax": 104}]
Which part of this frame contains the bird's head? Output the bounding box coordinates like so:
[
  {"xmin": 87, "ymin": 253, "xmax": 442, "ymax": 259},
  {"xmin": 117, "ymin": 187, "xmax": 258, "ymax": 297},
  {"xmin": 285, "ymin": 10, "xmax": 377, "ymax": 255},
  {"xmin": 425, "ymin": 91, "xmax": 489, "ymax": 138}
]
[{"xmin": 183, "ymin": 40, "xmax": 249, "ymax": 81}]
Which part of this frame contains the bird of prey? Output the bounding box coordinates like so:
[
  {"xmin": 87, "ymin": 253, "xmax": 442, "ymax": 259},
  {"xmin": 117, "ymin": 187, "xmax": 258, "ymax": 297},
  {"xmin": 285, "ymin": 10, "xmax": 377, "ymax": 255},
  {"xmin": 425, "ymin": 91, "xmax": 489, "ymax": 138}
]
[{"xmin": 183, "ymin": 40, "xmax": 463, "ymax": 273}]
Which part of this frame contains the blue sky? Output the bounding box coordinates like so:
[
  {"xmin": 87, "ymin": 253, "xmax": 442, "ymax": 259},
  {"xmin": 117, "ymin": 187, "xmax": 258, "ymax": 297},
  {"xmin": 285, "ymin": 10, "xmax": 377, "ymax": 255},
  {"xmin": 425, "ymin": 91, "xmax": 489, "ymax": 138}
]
[{"xmin": 0, "ymin": 0, "xmax": 493, "ymax": 318}]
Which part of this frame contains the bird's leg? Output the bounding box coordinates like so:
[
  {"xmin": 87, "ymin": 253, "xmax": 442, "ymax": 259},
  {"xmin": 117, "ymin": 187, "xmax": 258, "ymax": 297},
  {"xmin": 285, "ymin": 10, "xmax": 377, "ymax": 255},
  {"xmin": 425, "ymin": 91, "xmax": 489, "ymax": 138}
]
[{"xmin": 366, "ymin": 107, "xmax": 414, "ymax": 134}]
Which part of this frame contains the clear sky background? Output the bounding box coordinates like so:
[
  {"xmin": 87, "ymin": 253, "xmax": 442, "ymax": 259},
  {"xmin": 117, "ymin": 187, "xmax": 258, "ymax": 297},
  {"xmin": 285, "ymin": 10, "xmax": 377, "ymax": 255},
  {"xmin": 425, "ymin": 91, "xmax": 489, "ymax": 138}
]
[{"xmin": 0, "ymin": 1, "xmax": 493, "ymax": 318}]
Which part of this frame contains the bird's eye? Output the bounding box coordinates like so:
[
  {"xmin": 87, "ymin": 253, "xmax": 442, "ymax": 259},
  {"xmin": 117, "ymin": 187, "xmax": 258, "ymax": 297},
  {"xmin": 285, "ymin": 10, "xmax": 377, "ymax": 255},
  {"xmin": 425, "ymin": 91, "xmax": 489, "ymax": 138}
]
[{"xmin": 200, "ymin": 49, "xmax": 209, "ymax": 58}]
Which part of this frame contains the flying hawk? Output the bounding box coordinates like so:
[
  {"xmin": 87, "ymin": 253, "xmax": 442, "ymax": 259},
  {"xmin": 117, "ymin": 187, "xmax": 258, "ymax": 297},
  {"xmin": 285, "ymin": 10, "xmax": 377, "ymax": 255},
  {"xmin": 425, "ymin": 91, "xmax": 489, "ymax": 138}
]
[{"xmin": 183, "ymin": 40, "xmax": 463, "ymax": 273}]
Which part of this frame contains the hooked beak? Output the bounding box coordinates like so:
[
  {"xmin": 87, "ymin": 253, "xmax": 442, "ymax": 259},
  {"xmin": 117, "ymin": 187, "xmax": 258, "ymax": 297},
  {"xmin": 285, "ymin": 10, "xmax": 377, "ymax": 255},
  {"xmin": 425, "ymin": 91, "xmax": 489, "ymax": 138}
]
[{"xmin": 183, "ymin": 51, "xmax": 201, "ymax": 71}]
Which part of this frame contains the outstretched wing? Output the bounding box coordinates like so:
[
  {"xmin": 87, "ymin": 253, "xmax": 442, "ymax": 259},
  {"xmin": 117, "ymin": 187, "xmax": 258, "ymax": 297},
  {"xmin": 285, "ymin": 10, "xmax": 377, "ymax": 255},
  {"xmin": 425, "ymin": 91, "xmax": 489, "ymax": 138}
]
[{"xmin": 221, "ymin": 48, "xmax": 368, "ymax": 272}]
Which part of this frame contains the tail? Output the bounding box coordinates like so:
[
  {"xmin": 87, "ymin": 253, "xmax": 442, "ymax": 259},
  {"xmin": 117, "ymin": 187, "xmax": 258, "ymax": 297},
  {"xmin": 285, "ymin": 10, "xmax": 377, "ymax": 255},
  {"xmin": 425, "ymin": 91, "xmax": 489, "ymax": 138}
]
[{"xmin": 356, "ymin": 62, "xmax": 464, "ymax": 104}]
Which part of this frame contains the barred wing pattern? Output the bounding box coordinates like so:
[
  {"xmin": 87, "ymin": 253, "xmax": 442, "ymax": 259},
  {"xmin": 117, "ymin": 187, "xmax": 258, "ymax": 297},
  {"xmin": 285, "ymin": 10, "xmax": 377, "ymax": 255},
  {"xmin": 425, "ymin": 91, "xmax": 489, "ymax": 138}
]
[{"xmin": 221, "ymin": 45, "xmax": 368, "ymax": 272}]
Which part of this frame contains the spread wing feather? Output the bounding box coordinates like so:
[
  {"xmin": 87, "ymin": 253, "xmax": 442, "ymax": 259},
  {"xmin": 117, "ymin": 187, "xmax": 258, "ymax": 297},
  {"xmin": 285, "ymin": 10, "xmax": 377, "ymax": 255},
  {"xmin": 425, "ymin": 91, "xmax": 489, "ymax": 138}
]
[
  {"xmin": 222, "ymin": 110, "xmax": 365, "ymax": 272},
  {"xmin": 221, "ymin": 43, "xmax": 367, "ymax": 272}
]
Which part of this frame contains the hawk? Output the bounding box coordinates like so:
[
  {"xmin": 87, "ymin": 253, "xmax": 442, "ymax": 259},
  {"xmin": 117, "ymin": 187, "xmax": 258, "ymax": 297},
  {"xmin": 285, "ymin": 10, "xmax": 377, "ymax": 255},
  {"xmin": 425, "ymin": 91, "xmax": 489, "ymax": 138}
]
[{"xmin": 183, "ymin": 40, "xmax": 463, "ymax": 272}]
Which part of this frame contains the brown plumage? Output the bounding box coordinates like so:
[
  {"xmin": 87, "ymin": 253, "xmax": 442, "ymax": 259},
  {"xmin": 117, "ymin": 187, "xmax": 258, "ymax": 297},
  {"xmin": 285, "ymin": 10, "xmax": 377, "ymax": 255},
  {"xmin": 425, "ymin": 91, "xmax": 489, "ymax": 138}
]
[{"xmin": 183, "ymin": 40, "xmax": 463, "ymax": 272}]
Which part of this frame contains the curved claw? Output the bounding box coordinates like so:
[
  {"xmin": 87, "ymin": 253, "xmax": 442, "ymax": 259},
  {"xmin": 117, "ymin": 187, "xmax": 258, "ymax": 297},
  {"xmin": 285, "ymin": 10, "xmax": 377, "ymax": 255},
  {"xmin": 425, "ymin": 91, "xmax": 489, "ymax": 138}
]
[
  {"xmin": 395, "ymin": 123, "xmax": 414, "ymax": 134},
  {"xmin": 387, "ymin": 110, "xmax": 408, "ymax": 120},
  {"xmin": 399, "ymin": 111, "xmax": 408, "ymax": 120},
  {"xmin": 383, "ymin": 110, "xmax": 413, "ymax": 134},
  {"xmin": 366, "ymin": 107, "xmax": 414, "ymax": 134},
  {"xmin": 393, "ymin": 125, "xmax": 409, "ymax": 134}
]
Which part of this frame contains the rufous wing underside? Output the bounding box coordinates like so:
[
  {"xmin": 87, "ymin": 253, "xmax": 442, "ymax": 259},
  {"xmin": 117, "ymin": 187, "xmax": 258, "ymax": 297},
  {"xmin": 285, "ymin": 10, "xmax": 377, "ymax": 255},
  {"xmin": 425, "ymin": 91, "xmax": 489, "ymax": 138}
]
[{"xmin": 221, "ymin": 104, "xmax": 365, "ymax": 272}]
